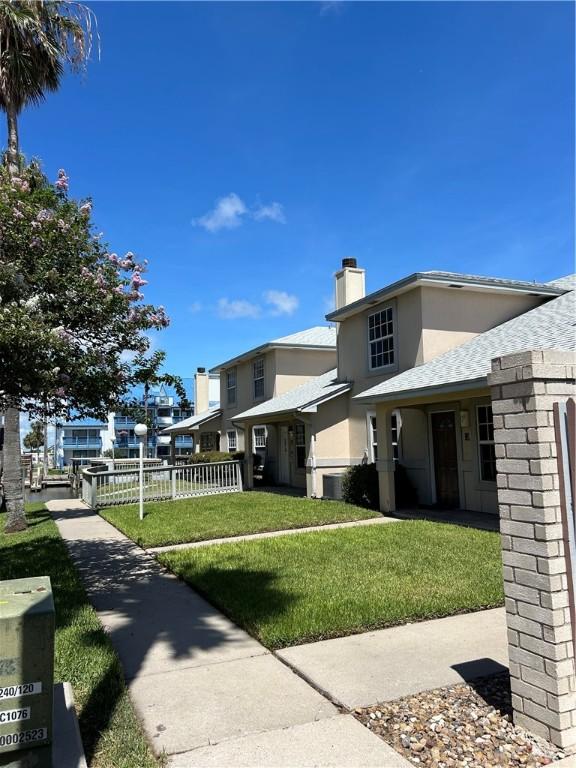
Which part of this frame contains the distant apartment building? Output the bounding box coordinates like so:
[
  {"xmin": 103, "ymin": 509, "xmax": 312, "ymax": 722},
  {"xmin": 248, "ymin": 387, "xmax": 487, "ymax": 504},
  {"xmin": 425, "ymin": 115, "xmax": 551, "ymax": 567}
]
[{"xmin": 57, "ymin": 372, "xmax": 219, "ymax": 465}]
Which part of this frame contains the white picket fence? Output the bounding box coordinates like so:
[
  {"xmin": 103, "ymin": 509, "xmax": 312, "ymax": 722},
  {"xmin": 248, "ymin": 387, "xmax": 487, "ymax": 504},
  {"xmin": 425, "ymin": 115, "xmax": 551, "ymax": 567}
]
[{"xmin": 82, "ymin": 461, "xmax": 243, "ymax": 508}]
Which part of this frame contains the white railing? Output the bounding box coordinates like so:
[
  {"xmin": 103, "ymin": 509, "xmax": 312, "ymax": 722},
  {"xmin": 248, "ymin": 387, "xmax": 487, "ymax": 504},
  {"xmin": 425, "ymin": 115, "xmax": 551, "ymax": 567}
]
[{"xmin": 82, "ymin": 461, "xmax": 243, "ymax": 508}]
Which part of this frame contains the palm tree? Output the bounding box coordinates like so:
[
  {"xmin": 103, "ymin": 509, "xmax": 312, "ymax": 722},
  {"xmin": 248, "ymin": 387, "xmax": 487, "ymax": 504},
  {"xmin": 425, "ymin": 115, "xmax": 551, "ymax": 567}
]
[{"xmin": 0, "ymin": 0, "xmax": 95, "ymax": 531}]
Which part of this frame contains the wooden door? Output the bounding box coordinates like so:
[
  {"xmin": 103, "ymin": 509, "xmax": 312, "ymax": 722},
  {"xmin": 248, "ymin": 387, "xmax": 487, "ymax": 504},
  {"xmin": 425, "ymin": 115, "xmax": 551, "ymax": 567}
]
[{"xmin": 431, "ymin": 411, "xmax": 460, "ymax": 508}]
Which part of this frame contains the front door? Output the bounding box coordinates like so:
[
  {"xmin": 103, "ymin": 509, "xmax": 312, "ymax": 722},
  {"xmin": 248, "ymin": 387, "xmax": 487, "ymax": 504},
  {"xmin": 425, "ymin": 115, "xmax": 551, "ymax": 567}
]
[
  {"xmin": 278, "ymin": 426, "xmax": 290, "ymax": 485},
  {"xmin": 431, "ymin": 411, "xmax": 460, "ymax": 508}
]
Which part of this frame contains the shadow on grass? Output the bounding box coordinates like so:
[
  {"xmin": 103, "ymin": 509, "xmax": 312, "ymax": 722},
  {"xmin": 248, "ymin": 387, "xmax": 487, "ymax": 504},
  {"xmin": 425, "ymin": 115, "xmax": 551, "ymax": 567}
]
[{"xmin": 43, "ymin": 506, "xmax": 294, "ymax": 761}]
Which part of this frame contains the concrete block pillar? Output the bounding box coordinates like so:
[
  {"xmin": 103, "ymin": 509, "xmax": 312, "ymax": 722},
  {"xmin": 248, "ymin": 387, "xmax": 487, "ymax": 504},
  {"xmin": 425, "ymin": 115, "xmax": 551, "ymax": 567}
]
[
  {"xmin": 375, "ymin": 404, "xmax": 396, "ymax": 513},
  {"xmin": 489, "ymin": 349, "xmax": 576, "ymax": 751}
]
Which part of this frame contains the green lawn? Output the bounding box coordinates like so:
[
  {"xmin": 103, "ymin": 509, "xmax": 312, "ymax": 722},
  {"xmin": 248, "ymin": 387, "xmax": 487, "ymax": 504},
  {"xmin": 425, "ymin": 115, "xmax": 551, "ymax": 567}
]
[
  {"xmin": 100, "ymin": 491, "xmax": 381, "ymax": 548},
  {"xmin": 0, "ymin": 504, "xmax": 158, "ymax": 768},
  {"xmin": 158, "ymin": 520, "xmax": 504, "ymax": 650}
]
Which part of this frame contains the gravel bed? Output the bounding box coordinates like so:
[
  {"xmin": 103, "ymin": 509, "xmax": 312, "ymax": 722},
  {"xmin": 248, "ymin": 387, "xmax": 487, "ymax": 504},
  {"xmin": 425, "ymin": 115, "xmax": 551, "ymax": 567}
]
[{"xmin": 353, "ymin": 673, "xmax": 566, "ymax": 767}]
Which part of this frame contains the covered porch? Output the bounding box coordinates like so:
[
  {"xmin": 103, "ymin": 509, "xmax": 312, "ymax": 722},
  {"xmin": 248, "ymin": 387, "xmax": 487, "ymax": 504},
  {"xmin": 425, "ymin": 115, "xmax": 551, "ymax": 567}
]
[
  {"xmin": 161, "ymin": 408, "xmax": 222, "ymax": 461},
  {"xmin": 371, "ymin": 384, "xmax": 499, "ymax": 520}
]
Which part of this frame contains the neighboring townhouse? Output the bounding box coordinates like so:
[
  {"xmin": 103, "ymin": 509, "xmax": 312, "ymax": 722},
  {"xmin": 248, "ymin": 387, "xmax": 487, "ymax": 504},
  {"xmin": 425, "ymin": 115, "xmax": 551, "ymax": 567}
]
[
  {"xmin": 234, "ymin": 259, "xmax": 573, "ymax": 509},
  {"xmin": 162, "ymin": 328, "xmax": 337, "ymax": 465},
  {"xmin": 356, "ymin": 275, "xmax": 575, "ymax": 515}
]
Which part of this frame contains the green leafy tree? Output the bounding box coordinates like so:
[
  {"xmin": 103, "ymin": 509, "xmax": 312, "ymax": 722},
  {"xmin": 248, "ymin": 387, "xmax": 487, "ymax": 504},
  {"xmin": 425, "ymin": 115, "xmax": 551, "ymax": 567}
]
[
  {"xmin": 0, "ymin": 160, "xmax": 171, "ymax": 532},
  {"xmin": 23, "ymin": 419, "xmax": 44, "ymax": 451}
]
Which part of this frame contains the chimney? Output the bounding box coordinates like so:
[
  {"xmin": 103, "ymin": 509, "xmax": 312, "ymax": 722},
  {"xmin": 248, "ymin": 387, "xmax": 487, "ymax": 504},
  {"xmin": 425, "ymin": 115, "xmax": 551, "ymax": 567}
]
[
  {"xmin": 335, "ymin": 257, "xmax": 366, "ymax": 310},
  {"xmin": 194, "ymin": 367, "xmax": 209, "ymax": 414}
]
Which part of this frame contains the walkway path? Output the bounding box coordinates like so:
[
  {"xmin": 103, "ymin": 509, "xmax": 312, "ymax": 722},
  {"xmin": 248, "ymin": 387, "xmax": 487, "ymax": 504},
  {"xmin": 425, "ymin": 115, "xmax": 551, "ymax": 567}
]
[
  {"xmin": 49, "ymin": 500, "xmax": 407, "ymax": 767},
  {"xmin": 278, "ymin": 608, "xmax": 508, "ymax": 709},
  {"xmin": 146, "ymin": 514, "xmax": 398, "ymax": 554}
]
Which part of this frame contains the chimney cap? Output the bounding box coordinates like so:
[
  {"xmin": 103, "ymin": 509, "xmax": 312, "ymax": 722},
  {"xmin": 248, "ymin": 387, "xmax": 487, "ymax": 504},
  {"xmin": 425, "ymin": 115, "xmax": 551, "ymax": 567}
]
[
  {"xmin": 197, "ymin": 366, "xmax": 206, "ymax": 373},
  {"xmin": 341, "ymin": 257, "xmax": 357, "ymax": 269}
]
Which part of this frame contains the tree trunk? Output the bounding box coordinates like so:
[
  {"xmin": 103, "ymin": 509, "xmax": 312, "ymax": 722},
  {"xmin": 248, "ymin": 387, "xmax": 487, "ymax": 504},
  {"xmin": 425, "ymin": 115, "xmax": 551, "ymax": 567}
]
[
  {"xmin": 5, "ymin": 104, "xmax": 20, "ymax": 175},
  {"xmin": 3, "ymin": 407, "xmax": 26, "ymax": 532}
]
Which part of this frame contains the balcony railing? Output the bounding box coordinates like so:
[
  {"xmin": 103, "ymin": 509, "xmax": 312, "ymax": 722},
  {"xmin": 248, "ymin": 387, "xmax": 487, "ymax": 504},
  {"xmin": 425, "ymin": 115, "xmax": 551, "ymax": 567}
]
[{"xmin": 63, "ymin": 437, "xmax": 102, "ymax": 448}]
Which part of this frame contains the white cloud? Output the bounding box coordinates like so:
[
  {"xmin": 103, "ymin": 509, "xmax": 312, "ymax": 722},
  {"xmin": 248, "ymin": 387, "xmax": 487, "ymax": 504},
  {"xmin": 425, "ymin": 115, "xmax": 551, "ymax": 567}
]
[
  {"xmin": 323, "ymin": 295, "xmax": 335, "ymax": 313},
  {"xmin": 252, "ymin": 202, "xmax": 286, "ymax": 224},
  {"xmin": 320, "ymin": 1, "xmax": 344, "ymax": 15},
  {"xmin": 217, "ymin": 298, "xmax": 261, "ymax": 320},
  {"xmin": 194, "ymin": 194, "xmax": 286, "ymax": 233},
  {"xmin": 193, "ymin": 193, "xmax": 248, "ymax": 233},
  {"xmin": 189, "ymin": 301, "xmax": 203, "ymax": 314},
  {"xmin": 264, "ymin": 290, "xmax": 299, "ymax": 316}
]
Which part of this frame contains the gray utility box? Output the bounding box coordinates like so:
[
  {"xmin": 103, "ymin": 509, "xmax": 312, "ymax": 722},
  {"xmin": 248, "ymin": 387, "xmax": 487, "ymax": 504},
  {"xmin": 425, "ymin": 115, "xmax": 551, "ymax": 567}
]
[
  {"xmin": 323, "ymin": 473, "xmax": 344, "ymax": 500},
  {"xmin": 0, "ymin": 577, "xmax": 54, "ymax": 757}
]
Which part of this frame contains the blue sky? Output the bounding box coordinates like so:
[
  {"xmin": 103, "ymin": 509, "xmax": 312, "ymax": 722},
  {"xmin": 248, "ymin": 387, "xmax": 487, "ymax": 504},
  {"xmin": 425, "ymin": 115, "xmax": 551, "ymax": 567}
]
[{"xmin": 5, "ymin": 1, "xmax": 574, "ymax": 378}]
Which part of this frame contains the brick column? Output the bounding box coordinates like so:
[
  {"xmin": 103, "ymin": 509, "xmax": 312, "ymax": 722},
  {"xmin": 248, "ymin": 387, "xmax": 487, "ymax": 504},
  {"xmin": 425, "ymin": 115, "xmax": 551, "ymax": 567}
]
[{"xmin": 489, "ymin": 349, "xmax": 576, "ymax": 750}]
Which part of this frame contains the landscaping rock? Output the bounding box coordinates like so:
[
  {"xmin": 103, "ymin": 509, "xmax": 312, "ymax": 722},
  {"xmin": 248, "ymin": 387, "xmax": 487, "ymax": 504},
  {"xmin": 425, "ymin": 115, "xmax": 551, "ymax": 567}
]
[{"xmin": 353, "ymin": 673, "xmax": 565, "ymax": 767}]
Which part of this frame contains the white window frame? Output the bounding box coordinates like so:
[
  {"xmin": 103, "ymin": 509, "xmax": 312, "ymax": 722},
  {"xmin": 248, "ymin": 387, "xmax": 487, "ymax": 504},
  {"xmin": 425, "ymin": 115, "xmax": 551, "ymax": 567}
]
[
  {"xmin": 366, "ymin": 411, "xmax": 378, "ymax": 463},
  {"xmin": 227, "ymin": 430, "xmax": 237, "ymax": 452},
  {"xmin": 294, "ymin": 422, "xmax": 306, "ymax": 469},
  {"xmin": 226, "ymin": 368, "xmax": 237, "ymax": 406},
  {"xmin": 253, "ymin": 358, "xmax": 265, "ymax": 400},
  {"xmin": 368, "ymin": 306, "xmax": 395, "ymax": 370},
  {"xmin": 253, "ymin": 425, "xmax": 267, "ymax": 449},
  {"xmin": 476, "ymin": 404, "xmax": 496, "ymax": 483}
]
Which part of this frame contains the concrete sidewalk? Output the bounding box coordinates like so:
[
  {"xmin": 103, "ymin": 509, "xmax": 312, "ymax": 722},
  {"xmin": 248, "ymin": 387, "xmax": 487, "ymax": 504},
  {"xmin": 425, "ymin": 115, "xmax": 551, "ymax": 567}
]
[
  {"xmin": 278, "ymin": 608, "xmax": 508, "ymax": 709},
  {"xmin": 49, "ymin": 500, "xmax": 408, "ymax": 767},
  {"xmin": 147, "ymin": 514, "xmax": 398, "ymax": 554}
]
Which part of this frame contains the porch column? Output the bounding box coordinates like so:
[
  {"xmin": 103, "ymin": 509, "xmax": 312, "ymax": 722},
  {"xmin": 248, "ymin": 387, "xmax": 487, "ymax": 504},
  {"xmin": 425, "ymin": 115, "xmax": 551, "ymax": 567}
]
[
  {"xmin": 489, "ymin": 350, "xmax": 576, "ymax": 750},
  {"xmin": 375, "ymin": 404, "xmax": 396, "ymax": 513},
  {"xmin": 244, "ymin": 423, "xmax": 254, "ymax": 490}
]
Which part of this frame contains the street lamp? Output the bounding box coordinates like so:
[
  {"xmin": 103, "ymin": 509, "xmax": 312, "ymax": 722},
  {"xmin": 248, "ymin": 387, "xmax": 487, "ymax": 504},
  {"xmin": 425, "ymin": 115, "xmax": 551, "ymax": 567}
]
[{"xmin": 134, "ymin": 423, "xmax": 148, "ymax": 521}]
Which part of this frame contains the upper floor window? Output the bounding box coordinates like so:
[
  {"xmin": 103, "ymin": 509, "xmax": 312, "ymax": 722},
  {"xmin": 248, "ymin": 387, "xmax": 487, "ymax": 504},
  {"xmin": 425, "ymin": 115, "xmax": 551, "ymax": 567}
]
[
  {"xmin": 295, "ymin": 423, "xmax": 306, "ymax": 469},
  {"xmin": 226, "ymin": 369, "xmax": 237, "ymax": 406},
  {"xmin": 253, "ymin": 425, "xmax": 267, "ymax": 449},
  {"xmin": 368, "ymin": 307, "xmax": 394, "ymax": 370},
  {"xmin": 477, "ymin": 405, "xmax": 496, "ymax": 482},
  {"xmin": 253, "ymin": 358, "xmax": 265, "ymax": 399}
]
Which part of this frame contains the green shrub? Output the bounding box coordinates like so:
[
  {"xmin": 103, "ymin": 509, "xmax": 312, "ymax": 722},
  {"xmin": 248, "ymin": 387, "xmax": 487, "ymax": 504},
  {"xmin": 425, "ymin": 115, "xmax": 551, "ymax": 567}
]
[
  {"xmin": 187, "ymin": 451, "xmax": 234, "ymax": 464},
  {"xmin": 342, "ymin": 463, "xmax": 379, "ymax": 509}
]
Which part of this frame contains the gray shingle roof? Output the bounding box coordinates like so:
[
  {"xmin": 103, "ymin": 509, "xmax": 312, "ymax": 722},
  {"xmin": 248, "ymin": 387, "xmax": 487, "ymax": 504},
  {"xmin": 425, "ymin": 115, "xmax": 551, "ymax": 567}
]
[
  {"xmin": 234, "ymin": 369, "xmax": 350, "ymax": 420},
  {"xmin": 326, "ymin": 270, "xmax": 567, "ymax": 322},
  {"xmin": 161, "ymin": 408, "xmax": 221, "ymax": 434},
  {"xmin": 210, "ymin": 326, "xmax": 336, "ymax": 373},
  {"xmin": 356, "ymin": 286, "xmax": 576, "ymax": 402}
]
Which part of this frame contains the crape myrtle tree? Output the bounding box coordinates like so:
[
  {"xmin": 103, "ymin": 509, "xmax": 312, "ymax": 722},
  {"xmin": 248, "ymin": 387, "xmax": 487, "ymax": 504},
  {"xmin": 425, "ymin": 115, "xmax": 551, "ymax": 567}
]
[{"xmin": 0, "ymin": 160, "xmax": 175, "ymax": 532}]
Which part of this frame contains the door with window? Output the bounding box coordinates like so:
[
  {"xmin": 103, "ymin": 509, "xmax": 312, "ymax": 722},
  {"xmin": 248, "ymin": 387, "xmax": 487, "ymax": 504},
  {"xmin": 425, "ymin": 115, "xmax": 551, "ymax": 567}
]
[{"xmin": 431, "ymin": 411, "xmax": 460, "ymax": 508}]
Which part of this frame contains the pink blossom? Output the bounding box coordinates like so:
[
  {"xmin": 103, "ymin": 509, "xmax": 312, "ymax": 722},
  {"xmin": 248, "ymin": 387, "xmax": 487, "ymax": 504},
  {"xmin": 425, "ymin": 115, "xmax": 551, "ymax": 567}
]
[
  {"xmin": 36, "ymin": 209, "xmax": 53, "ymax": 222},
  {"xmin": 55, "ymin": 169, "xmax": 69, "ymax": 192},
  {"xmin": 79, "ymin": 202, "xmax": 92, "ymax": 215},
  {"xmin": 131, "ymin": 272, "xmax": 148, "ymax": 288},
  {"xmin": 13, "ymin": 208, "xmax": 24, "ymax": 219},
  {"xmin": 108, "ymin": 252, "xmax": 118, "ymax": 263}
]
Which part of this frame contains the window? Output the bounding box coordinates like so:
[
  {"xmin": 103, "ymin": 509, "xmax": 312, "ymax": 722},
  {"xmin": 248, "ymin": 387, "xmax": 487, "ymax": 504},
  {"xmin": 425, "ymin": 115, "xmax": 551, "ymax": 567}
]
[
  {"xmin": 368, "ymin": 307, "xmax": 394, "ymax": 369},
  {"xmin": 253, "ymin": 425, "xmax": 267, "ymax": 449},
  {"xmin": 368, "ymin": 413, "xmax": 378, "ymax": 462},
  {"xmin": 367, "ymin": 411, "xmax": 400, "ymax": 463},
  {"xmin": 226, "ymin": 369, "xmax": 237, "ymax": 406},
  {"xmin": 227, "ymin": 430, "xmax": 237, "ymax": 452},
  {"xmin": 253, "ymin": 358, "xmax": 265, "ymax": 399},
  {"xmin": 477, "ymin": 405, "xmax": 496, "ymax": 482},
  {"xmin": 295, "ymin": 423, "xmax": 306, "ymax": 469},
  {"xmin": 200, "ymin": 431, "xmax": 219, "ymax": 452}
]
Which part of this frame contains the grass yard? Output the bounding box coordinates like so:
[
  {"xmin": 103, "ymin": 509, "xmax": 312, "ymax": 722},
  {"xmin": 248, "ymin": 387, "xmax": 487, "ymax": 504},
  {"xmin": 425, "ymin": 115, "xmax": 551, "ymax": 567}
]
[
  {"xmin": 158, "ymin": 520, "xmax": 504, "ymax": 650},
  {"xmin": 100, "ymin": 491, "xmax": 381, "ymax": 548},
  {"xmin": 0, "ymin": 504, "xmax": 158, "ymax": 768}
]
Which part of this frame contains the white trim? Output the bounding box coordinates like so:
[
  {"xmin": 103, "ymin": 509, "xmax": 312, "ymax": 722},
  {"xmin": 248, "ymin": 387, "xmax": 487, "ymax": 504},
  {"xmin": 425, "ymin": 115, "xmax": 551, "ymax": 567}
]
[
  {"xmin": 227, "ymin": 429, "xmax": 237, "ymax": 452},
  {"xmin": 366, "ymin": 410, "xmax": 377, "ymax": 463},
  {"xmin": 476, "ymin": 404, "xmax": 497, "ymax": 484},
  {"xmin": 253, "ymin": 424, "xmax": 267, "ymax": 449}
]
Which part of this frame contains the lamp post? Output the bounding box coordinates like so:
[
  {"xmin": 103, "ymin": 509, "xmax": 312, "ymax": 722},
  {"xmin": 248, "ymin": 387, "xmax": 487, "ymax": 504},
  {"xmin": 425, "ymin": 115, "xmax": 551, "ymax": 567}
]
[{"xmin": 134, "ymin": 423, "xmax": 148, "ymax": 521}]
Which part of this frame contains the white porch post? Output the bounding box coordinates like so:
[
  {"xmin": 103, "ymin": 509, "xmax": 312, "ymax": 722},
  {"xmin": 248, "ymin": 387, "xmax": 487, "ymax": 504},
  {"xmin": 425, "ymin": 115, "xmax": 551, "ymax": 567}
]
[
  {"xmin": 375, "ymin": 404, "xmax": 396, "ymax": 513},
  {"xmin": 244, "ymin": 423, "xmax": 254, "ymax": 490}
]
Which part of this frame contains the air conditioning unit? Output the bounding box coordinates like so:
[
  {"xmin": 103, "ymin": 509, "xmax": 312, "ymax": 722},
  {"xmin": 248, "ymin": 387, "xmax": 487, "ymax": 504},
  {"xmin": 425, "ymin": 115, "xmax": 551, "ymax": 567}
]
[{"xmin": 323, "ymin": 473, "xmax": 344, "ymax": 500}]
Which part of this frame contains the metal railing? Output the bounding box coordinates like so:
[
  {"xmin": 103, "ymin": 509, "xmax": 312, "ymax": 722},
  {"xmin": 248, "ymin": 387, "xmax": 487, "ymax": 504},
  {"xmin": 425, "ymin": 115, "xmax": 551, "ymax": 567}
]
[{"xmin": 82, "ymin": 460, "xmax": 243, "ymax": 508}]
